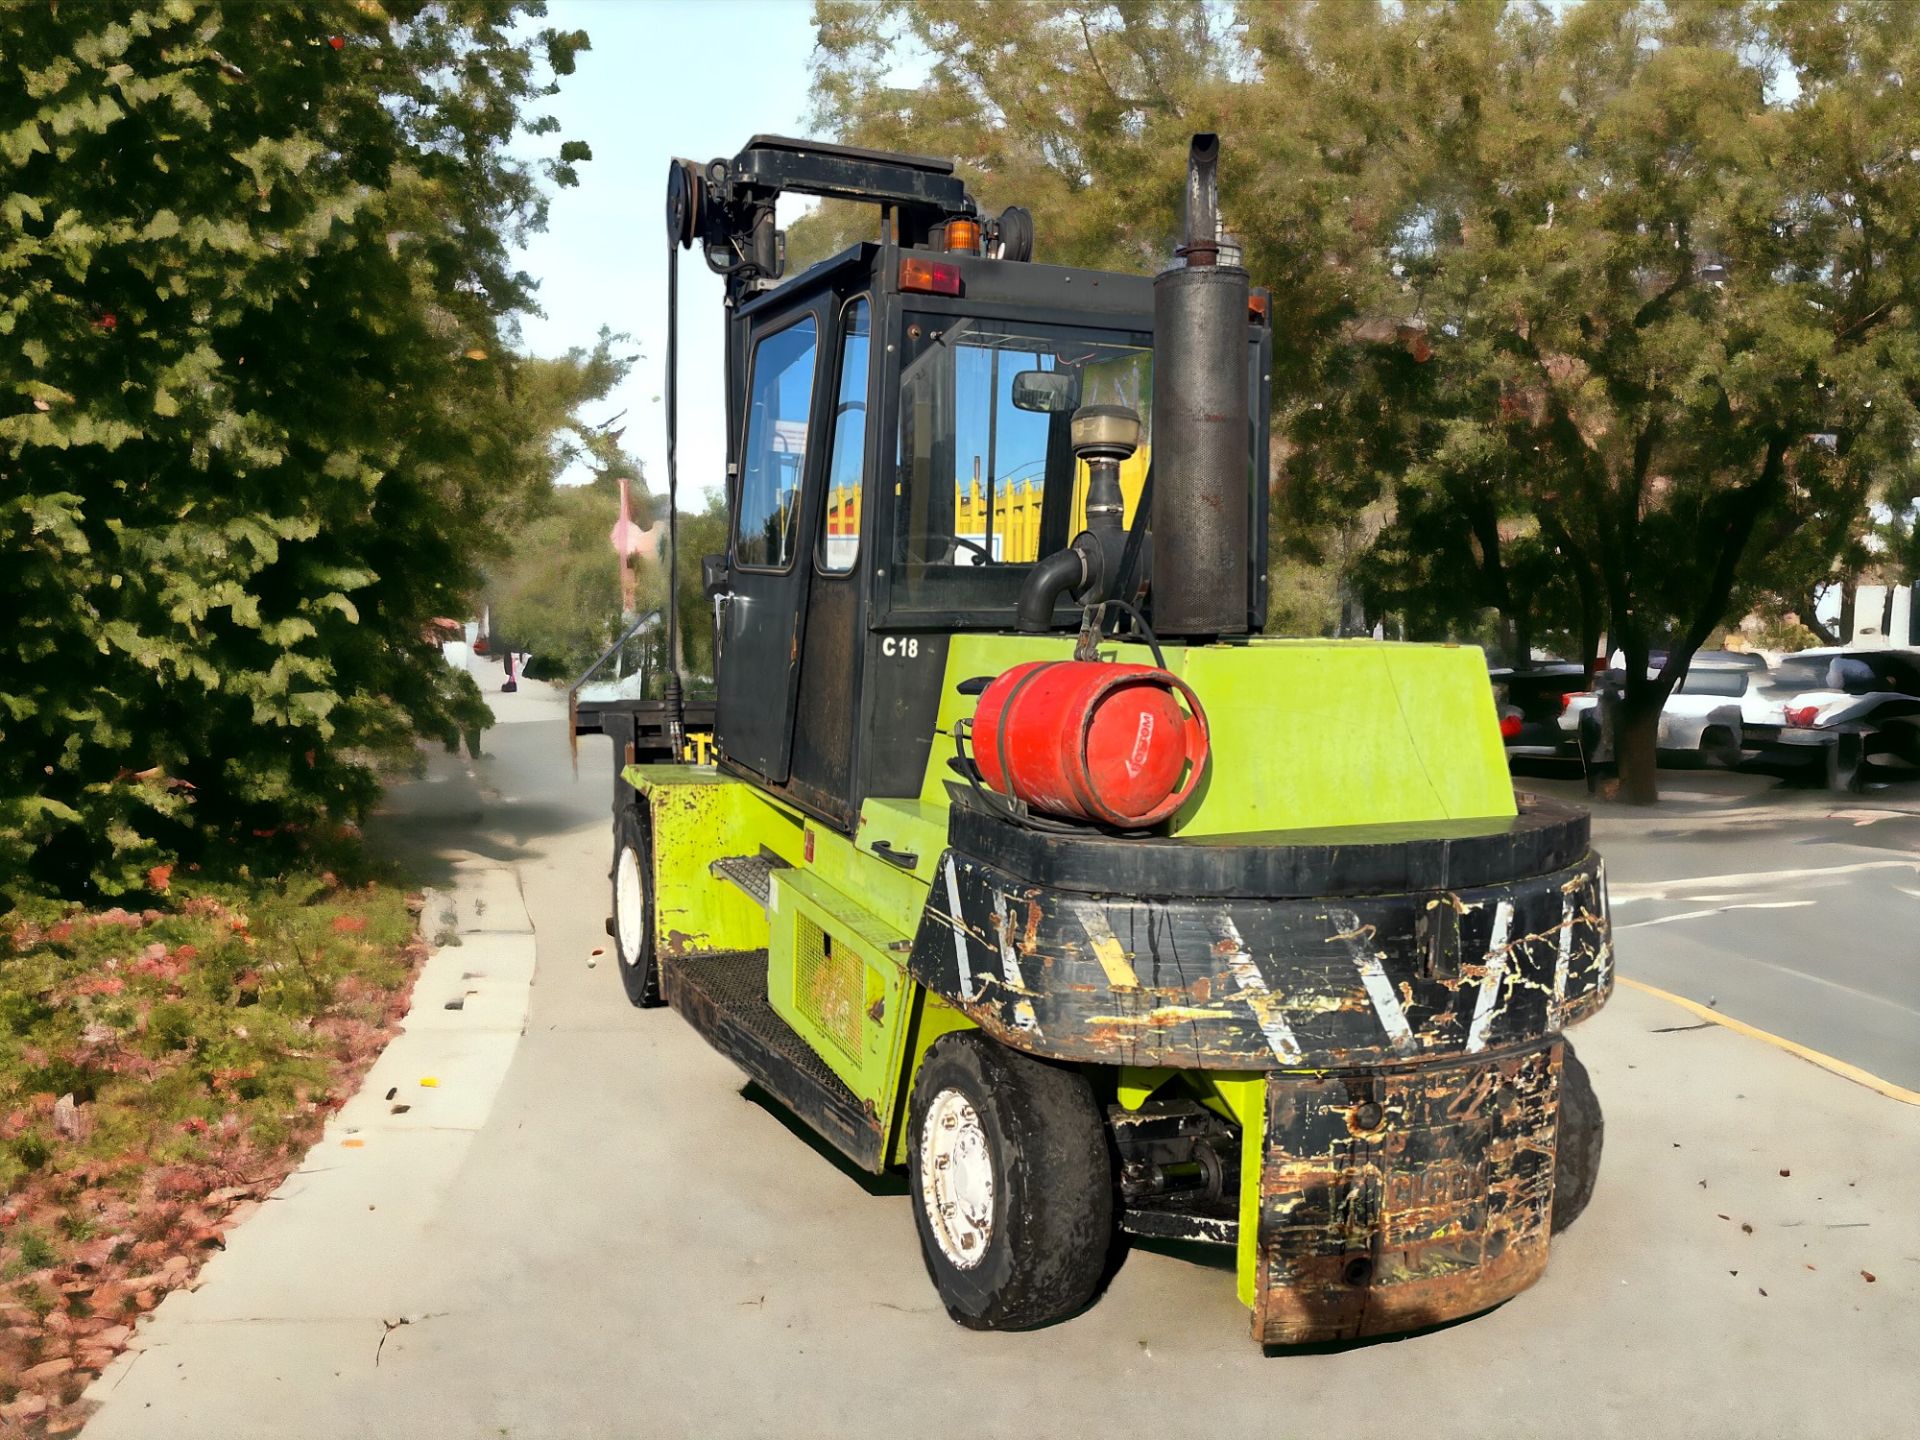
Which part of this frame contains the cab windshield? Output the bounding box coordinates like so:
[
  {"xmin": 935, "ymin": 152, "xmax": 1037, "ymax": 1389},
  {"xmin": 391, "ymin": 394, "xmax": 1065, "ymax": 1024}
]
[{"xmin": 888, "ymin": 313, "xmax": 1153, "ymax": 617}]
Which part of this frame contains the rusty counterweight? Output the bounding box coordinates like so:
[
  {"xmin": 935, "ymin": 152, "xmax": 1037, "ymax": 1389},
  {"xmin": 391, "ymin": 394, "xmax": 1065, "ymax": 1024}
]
[{"xmin": 905, "ymin": 796, "xmax": 1612, "ymax": 1342}]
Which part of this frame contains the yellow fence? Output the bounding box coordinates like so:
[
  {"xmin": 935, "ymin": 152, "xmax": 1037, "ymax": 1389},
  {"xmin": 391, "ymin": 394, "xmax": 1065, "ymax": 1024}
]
[{"xmin": 825, "ymin": 447, "xmax": 1150, "ymax": 563}]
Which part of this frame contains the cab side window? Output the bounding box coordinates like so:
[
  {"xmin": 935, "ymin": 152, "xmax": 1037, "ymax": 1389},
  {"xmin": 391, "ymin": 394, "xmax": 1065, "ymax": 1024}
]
[
  {"xmin": 736, "ymin": 315, "xmax": 819, "ymax": 570},
  {"xmin": 818, "ymin": 298, "xmax": 869, "ymax": 574}
]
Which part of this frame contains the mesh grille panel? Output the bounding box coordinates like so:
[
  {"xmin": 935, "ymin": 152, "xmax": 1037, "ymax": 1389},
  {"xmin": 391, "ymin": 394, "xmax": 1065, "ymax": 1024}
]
[{"xmin": 794, "ymin": 919, "xmax": 862, "ymax": 1060}]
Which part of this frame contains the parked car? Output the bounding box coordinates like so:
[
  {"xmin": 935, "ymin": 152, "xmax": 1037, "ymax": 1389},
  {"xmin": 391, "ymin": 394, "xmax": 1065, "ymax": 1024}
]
[
  {"xmin": 1743, "ymin": 648, "xmax": 1920, "ymax": 789},
  {"xmin": 1559, "ymin": 652, "xmax": 1772, "ymax": 768},
  {"xmin": 1489, "ymin": 662, "xmax": 1589, "ymax": 758}
]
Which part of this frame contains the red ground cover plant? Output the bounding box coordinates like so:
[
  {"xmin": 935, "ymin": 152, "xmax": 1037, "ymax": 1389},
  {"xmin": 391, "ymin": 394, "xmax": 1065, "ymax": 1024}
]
[{"xmin": 0, "ymin": 869, "xmax": 430, "ymax": 1435}]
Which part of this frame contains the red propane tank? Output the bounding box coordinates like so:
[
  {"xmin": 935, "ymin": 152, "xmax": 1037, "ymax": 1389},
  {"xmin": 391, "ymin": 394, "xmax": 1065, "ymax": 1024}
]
[{"xmin": 971, "ymin": 661, "xmax": 1210, "ymax": 828}]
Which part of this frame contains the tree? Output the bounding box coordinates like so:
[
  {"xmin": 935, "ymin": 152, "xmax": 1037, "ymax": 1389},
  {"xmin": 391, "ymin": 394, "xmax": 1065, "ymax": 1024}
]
[
  {"xmin": 1, "ymin": 1, "xmax": 596, "ymax": 897},
  {"xmin": 1292, "ymin": 1, "xmax": 1920, "ymax": 799},
  {"xmin": 807, "ymin": 0, "xmax": 1920, "ymax": 801}
]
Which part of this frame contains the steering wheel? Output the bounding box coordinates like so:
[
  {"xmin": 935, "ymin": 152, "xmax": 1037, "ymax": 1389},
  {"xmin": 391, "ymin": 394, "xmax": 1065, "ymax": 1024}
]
[{"xmin": 902, "ymin": 533, "xmax": 992, "ymax": 566}]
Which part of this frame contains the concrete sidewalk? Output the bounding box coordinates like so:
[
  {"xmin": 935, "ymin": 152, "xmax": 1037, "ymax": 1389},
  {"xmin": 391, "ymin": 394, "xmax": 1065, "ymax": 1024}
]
[{"xmin": 84, "ymin": 675, "xmax": 1920, "ymax": 1439}]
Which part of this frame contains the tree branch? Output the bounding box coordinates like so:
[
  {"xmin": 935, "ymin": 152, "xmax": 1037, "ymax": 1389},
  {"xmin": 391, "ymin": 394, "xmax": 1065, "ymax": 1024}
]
[{"xmin": 1077, "ymin": 11, "xmax": 1161, "ymax": 113}]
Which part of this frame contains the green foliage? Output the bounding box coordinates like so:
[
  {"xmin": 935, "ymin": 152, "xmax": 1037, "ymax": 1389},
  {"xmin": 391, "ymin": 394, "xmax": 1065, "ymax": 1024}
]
[
  {"xmin": 809, "ymin": 0, "xmax": 1920, "ymax": 799},
  {"xmin": 0, "ymin": 1, "xmax": 594, "ymax": 897},
  {"xmin": 488, "ymin": 473, "xmax": 648, "ymax": 680},
  {"xmin": 486, "ymin": 483, "xmax": 725, "ymax": 690}
]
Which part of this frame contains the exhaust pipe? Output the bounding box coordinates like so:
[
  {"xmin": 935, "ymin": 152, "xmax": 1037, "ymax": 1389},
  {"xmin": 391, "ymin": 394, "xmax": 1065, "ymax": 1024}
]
[{"xmin": 1149, "ymin": 134, "xmax": 1250, "ymax": 638}]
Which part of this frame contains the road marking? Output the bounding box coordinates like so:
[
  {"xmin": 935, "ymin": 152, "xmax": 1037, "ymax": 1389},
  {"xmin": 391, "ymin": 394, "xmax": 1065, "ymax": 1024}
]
[
  {"xmin": 1068, "ymin": 900, "xmax": 1140, "ymax": 991},
  {"xmin": 1620, "ymin": 977, "xmax": 1920, "ymax": 1106},
  {"xmin": 1466, "ymin": 899, "xmax": 1514, "ymax": 1053},
  {"xmin": 1610, "ymin": 858, "xmax": 1920, "ymax": 903},
  {"xmin": 1616, "ymin": 900, "xmax": 1818, "ymax": 930},
  {"xmin": 941, "ymin": 857, "xmax": 977, "ymax": 1002},
  {"xmin": 1213, "ymin": 916, "xmax": 1303, "ymax": 1064}
]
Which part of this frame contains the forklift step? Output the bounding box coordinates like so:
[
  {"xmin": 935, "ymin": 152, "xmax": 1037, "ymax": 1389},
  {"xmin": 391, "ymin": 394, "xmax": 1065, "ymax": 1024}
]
[
  {"xmin": 660, "ymin": 949, "xmax": 884, "ymax": 1173},
  {"xmin": 708, "ymin": 853, "xmax": 789, "ymax": 914}
]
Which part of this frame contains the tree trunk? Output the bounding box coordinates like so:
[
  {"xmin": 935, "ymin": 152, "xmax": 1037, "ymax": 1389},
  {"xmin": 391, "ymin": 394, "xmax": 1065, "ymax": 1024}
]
[
  {"xmin": 1615, "ymin": 691, "xmax": 1662, "ymax": 804},
  {"xmin": 1511, "ymin": 605, "xmax": 1534, "ymax": 669}
]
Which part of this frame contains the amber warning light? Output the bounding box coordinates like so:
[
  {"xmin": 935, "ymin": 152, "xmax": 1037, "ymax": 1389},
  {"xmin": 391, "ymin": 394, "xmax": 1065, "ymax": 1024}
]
[
  {"xmin": 900, "ymin": 257, "xmax": 963, "ymax": 296},
  {"xmin": 944, "ymin": 218, "xmax": 982, "ymax": 254}
]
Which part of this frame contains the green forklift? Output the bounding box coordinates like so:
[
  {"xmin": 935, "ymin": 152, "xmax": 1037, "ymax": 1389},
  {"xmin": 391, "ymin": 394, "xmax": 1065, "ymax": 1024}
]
[{"xmin": 576, "ymin": 133, "xmax": 1612, "ymax": 1345}]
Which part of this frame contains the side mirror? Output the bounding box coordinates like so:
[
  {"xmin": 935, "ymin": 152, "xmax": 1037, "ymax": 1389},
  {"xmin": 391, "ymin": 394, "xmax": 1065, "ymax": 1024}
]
[
  {"xmin": 701, "ymin": 553, "xmax": 728, "ymax": 598},
  {"xmin": 1011, "ymin": 369, "xmax": 1079, "ymax": 414}
]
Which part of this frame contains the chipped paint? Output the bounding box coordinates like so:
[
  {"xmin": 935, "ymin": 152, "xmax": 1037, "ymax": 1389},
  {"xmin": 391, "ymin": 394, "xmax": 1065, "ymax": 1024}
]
[
  {"xmin": 1329, "ymin": 907, "xmax": 1419, "ymax": 1057},
  {"xmin": 1066, "ymin": 899, "xmax": 1141, "ymax": 991},
  {"xmin": 1254, "ymin": 1043, "xmax": 1560, "ymax": 1345},
  {"xmin": 909, "ymin": 849, "xmax": 1612, "ymax": 1071},
  {"xmin": 991, "ymin": 889, "xmax": 1041, "ymax": 1035},
  {"xmin": 942, "ymin": 856, "xmax": 977, "ymax": 1002},
  {"xmin": 1551, "ymin": 882, "xmax": 1575, "ymax": 1030},
  {"xmin": 1464, "ymin": 899, "xmax": 1514, "ymax": 1054},
  {"xmin": 1215, "ymin": 916, "xmax": 1304, "ymax": 1064}
]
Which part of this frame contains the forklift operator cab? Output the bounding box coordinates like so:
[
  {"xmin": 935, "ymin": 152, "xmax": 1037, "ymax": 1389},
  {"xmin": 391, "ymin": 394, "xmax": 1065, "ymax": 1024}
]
[
  {"xmin": 710, "ymin": 239, "xmax": 1270, "ymax": 831},
  {"xmin": 617, "ymin": 133, "xmax": 1612, "ymax": 1348}
]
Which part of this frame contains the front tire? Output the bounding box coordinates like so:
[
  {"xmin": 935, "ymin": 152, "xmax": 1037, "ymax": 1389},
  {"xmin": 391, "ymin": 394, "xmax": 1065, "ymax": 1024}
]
[
  {"xmin": 611, "ymin": 802, "xmax": 663, "ymax": 1008},
  {"xmin": 907, "ymin": 1034, "xmax": 1112, "ymax": 1330}
]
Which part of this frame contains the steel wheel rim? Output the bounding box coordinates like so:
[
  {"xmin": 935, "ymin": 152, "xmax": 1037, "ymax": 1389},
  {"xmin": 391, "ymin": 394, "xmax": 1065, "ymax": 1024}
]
[
  {"xmin": 615, "ymin": 844, "xmax": 646, "ymax": 964},
  {"xmin": 920, "ymin": 1086, "xmax": 994, "ymax": 1269}
]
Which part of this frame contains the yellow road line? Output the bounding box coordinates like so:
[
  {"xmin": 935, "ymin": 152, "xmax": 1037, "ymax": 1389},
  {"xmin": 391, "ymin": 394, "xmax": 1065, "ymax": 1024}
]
[{"xmin": 1619, "ymin": 976, "xmax": 1920, "ymax": 1106}]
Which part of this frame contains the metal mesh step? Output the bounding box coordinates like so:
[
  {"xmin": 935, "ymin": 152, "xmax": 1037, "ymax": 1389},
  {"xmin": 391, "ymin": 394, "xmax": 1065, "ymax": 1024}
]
[
  {"xmin": 661, "ymin": 950, "xmax": 881, "ymax": 1170},
  {"xmin": 709, "ymin": 853, "xmax": 788, "ymax": 913}
]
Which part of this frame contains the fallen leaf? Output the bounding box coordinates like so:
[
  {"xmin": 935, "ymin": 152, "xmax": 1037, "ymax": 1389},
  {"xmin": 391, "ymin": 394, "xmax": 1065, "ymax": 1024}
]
[
  {"xmin": 1741, "ymin": 1223, "xmax": 1753, "ymax": 1234},
  {"xmin": 1862, "ymin": 1271, "xmax": 1877, "ymax": 1283},
  {"xmin": 419, "ymin": 1076, "xmax": 438, "ymax": 1088},
  {"xmin": 1778, "ymin": 1168, "xmax": 1791, "ymax": 1178},
  {"xmin": 341, "ymin": 1138, "xmax": 364, "ymax": 1148}
]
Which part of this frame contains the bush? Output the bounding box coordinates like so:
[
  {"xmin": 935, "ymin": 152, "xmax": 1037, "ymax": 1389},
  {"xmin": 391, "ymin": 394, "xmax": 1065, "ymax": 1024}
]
[{"xmin": 0, "ymin": 3, "xmax": 595, "ymax": 899}]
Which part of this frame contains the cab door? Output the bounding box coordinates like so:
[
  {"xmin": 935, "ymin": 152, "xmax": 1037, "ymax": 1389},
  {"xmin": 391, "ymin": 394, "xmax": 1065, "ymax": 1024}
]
[{"xmin": 714, "ymin": 303, "xmax": 825, "ymax": 782}]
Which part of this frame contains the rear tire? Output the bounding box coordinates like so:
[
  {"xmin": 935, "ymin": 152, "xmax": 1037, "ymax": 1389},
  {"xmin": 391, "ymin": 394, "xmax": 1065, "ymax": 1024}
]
[
  {"xmin": 1700, "ymin": 723, "xmax": 1742, "ymax": 769},
  {"xmin": 1552, "ymin": 1040, "xmax": 1603, "ymax": 1234},
  {"xmin": 908, "ymin": 1034, "xmax": 1112, "ymax": 1330},
  {"xmin": 611, "ymin": 802, "xmax": 663, "ymax": 1008}
]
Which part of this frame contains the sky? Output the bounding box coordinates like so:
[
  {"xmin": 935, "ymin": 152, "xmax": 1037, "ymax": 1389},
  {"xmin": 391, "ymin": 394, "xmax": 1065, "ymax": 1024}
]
[{"xmin": 509, "ymin": 0, "xmax": 824, "ymax": 506}]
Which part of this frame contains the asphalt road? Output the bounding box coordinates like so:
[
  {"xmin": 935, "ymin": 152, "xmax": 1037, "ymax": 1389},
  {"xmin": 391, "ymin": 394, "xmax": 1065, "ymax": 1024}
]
[
  {"xmin": 84, "ymin": 671, "xmax": 1920, "ymax": 1439},
  {"xmin": 1520, "ymin": 767, "xmax": 1920, "ymax": 1092}
]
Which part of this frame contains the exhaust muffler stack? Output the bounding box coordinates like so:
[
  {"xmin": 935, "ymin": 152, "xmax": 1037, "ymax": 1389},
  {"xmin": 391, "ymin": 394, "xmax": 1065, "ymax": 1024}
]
[{"xmin": 1150, "ymin": 134, "xmax": 1251, "ymax": 638}]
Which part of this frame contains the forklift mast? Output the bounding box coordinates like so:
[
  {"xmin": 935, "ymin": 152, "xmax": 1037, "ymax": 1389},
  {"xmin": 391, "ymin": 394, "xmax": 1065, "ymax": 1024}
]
[{"xmin": 666, "ymin": 134, "xmax": 1028, "ymax": 302}]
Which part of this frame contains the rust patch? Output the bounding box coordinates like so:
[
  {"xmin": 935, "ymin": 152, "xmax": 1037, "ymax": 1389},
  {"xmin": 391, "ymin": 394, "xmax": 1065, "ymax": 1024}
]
[{"xmin": 1255, "ymin": 1043, "xmax": 1560, "ymax": 1345}]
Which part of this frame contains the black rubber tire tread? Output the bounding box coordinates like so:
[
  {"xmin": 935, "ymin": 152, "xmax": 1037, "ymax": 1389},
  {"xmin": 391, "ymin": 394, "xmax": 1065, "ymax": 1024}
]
[
  {"xmin": 907, "ymin": 1033, "xmax": 1113, "ymax": 1331},
  {"xmin": 1552, "ymin": 1039, "xmax": 1604, "ymax": 1234},
  {"xmin": 611, "ymin": 801, "xmax": 664, "ymax": 1008}
]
